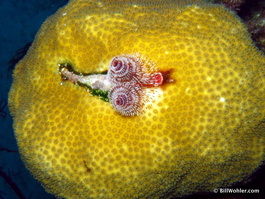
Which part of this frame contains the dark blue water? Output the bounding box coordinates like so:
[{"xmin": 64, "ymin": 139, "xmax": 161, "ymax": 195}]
[{"xmin": 0, "ymin": 1, "xmax": 68, "ymax": 199}]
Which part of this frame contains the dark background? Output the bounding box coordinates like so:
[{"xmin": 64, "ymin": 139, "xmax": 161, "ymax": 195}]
[{"xmin": 0, "ymin": 1, "xmax": 68, "ymax": 198}]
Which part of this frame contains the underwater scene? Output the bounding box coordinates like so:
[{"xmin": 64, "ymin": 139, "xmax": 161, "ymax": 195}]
[{"xmin": 1, "ymin": 0, "xmax": 265, "ymax": 199}]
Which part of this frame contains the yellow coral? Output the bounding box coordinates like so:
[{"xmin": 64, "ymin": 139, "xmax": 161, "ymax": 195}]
[{"xmin": 8, "ymin": 0, "xmax": 265, "ymax": 198}]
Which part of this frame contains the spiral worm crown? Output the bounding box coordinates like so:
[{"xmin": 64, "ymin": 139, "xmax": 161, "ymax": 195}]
[
  {"xmin": 108, "ymin": 56, "xmax": 141, "ymax": 83},
  {"xmin": 108, "ymin": 84, "xmax": 142, "ymax": 116}
]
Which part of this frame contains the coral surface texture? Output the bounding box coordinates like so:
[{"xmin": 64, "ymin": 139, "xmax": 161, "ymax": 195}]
[{"xmin": 8, "ymin": 0, "xmax": 265, "ymax": 198}]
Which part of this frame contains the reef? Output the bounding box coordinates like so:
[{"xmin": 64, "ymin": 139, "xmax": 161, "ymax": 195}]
[
  {"xmin": 212, "ymin": 0, "xmax": 265, "ymax": 54},
  {"xmin": 213, "ymin": 0, "xmax": 245, "ymax": 11},
  {"xmin": 8, "ymin": 0, "xmax": 265, "ymax": 198}
]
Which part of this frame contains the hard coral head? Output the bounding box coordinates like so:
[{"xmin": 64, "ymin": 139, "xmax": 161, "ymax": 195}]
[{"xmin": 8, "ymin": 0, "xmax": 265, "ymax": 199}]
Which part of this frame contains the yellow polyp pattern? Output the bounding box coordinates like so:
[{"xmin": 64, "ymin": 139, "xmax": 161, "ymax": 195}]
[{"xmin": 8, "ymin": 0, "xmax": 265, "ymax": 198}]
